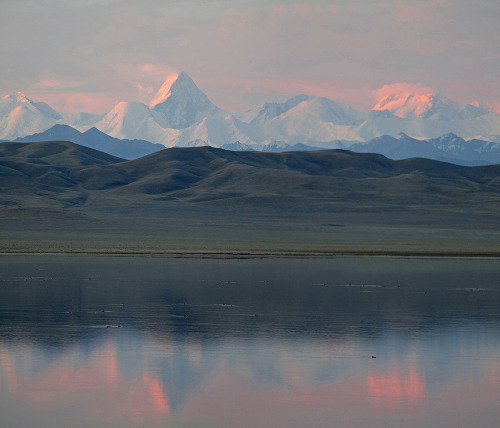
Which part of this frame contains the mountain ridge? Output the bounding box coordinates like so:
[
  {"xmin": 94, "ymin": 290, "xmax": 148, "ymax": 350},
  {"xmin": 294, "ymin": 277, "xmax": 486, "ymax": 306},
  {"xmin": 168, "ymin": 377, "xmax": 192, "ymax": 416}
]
[
  {"xmin": 1, "ymin": 73, "xmax": 500, "ymax": 154},
  {"xmin": 9, "ymin": 124, "xmax": 500, "ymax": 166},
  {"xmin": 2, "ymin": 140, "xmax": 499, "ymax": 210},
  {"xmin": 13, "ymin": 123, "xmax": 163, "ymax": 159}
]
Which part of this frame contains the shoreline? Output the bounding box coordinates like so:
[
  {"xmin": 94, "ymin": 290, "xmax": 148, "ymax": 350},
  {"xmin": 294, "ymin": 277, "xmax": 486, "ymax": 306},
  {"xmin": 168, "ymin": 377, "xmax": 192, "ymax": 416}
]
[{"xmin": 2, "ymin": 250, "xmax": 500, "ymax": 259}]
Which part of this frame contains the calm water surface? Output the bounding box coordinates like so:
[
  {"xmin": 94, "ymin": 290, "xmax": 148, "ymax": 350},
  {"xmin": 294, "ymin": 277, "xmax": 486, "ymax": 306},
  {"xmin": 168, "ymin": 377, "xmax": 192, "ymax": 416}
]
[{"xmin": 0, "ymin": 256, "xmax": 499, "ymax": 428}]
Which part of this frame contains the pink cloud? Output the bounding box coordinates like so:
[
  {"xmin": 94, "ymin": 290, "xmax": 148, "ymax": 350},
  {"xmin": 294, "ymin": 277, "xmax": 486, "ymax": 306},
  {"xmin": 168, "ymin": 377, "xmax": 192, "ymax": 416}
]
[
  {"xmin": 27, "ymin": 90, "xmax": 115, "ymax": 114},
  {"xmin": 136, "ymin": 83, "xmax": 155, "ymax": 100},
  {"xmin": 371, "ymin": 82, "xmax": 437, "ymax": 109},
  {"xmin": 470, "ymin": 100, "xmax": 500, "ymax": 114},
  {"xmin": 32, "ymin": 79, "xmax": 74, "ymax": 90},
  {"xmin": 373, "ymin": 82, "xmax": 436, "ymax": 100},
  {"xmin": 199, "ymin": 74, "xmax": 371, "ymax": 111},
  {"xmin": 138, "ymin": 64, "xmax": 178, "ymax": 77},
  {"xmin": 269, "ymin": 3, "xmax": 340, "ymax": 20},
  {"xmin": 395, "ymin": 4, "xmax": 434, "ymax": 23}
]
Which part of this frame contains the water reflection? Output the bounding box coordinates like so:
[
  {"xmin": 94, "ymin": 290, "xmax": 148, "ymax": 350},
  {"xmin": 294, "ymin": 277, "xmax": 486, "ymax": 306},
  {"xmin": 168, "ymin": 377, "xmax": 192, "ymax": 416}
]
[
  {"xmin": 0, "ymin": 256, "xmax": 499, "ymax": 427},
  {"xmin": 367, "ymin": 364, "xmax": 427, "ymax": 410}
]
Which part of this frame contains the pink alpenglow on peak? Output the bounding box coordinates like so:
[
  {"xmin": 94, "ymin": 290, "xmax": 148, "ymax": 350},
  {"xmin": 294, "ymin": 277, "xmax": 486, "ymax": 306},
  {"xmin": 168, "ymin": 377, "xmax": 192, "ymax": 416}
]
[
  {"xmin": 3, "ymin": 92, "xmax": 31, "ymax": 103},
  {"xmin": 373, "ymin": 83, "xmax": 490, "ymax": 121},
  {"xmin": 0, "ymin": 91, "xmax": 64, "ymax": 139},
  {"xmin": 149, "ymin": 71, "xmax": 212, "ymax": 110},
  {"xmin": 373, "ymin": 84, "xmax": 441, "ymax": 119},
  {"xmin": 148, "ymin": 71, "xmax": 218, "ymax": 129},
  {"xmin": 1, "ymin": 92, "xmax": 62, "ymax": 119},
  {"xmin": 149, "ymin": 73, "xmax": 180, "ymax": 109}
]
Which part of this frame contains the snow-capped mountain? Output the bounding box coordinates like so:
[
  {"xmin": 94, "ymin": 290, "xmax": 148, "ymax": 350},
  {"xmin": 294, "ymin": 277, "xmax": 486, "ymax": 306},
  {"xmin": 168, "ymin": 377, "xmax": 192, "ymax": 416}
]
[
  {"xmin": 2, "ymin": 73, "xmax": 500, "ymax": 154},
  {"xmin": 373, "ymin": 88, "xmax": 489, "ymax": 121},
  {"xmin": 233, "ymin": 95, "xmax": 312, "ymax": 124},
  {"xmin": 64, "ymin": 111, "xmax": 104, "ymax": 127},
  {"xmin": 150, "ymin": 71, "xmax": 222, "ymax": 129},
  {"xmin": 349, "ymin": 132, "xmax": 500, "ymax": 165},
  {"xmin": 90, "ymin": 72, "xmax": 236, "ymax": 147},
  {"xmin": 0, "ymin": 92, "xmax": 62, "ymax": 140},
  {"xmin": 251, "ymin": 96, "xmax": 366, "ymax": 145},
  {"xmin": 94, "ymin": 101, "xmax": 168, "ymax": 142}
]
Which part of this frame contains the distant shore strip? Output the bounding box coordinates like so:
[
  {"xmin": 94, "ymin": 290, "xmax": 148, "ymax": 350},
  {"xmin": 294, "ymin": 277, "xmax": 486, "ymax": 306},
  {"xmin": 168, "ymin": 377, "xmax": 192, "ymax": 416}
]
[{"xmin": 1, "ymin": 250, "xmax": 499, "ymax": 259}]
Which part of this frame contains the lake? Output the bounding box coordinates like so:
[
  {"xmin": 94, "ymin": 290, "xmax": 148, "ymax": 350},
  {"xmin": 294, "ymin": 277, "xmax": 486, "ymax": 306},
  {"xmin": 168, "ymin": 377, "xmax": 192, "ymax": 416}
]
[{"xmin": 0, "ymin": 255, "xmax": 499, "ymax": 428}]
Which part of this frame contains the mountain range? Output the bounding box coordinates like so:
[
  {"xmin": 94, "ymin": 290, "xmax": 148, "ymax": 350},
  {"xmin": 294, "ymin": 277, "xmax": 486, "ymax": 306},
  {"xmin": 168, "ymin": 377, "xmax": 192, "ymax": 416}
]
[
  {"xmin": 2, "ymin": 72, "xmax": 500, "ymax": 154},
  {"xmin": 12, "ymin": 124, "xmax": 163, "ymax": 160},
  {"xmin": 10, "ymin": 124, "xmax": 500, "ymax": 166}
]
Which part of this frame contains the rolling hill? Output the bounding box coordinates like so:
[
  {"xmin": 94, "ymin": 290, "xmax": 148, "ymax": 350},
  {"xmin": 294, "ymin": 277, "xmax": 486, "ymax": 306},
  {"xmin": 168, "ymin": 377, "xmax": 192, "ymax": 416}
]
[
  {"xmin": 2, "ymin": 140, "xmax": 499, "ymax": 210},
  {"xmin": 1, "ymin": 141, "xmax": 499, "ymax": 255}
]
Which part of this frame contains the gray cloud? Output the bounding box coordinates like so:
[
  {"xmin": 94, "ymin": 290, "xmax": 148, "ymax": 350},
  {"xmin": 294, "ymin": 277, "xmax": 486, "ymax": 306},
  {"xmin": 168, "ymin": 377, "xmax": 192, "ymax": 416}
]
[{"xmin": 1, "ymin": 0, "xmax": 498, "ymax": 113}]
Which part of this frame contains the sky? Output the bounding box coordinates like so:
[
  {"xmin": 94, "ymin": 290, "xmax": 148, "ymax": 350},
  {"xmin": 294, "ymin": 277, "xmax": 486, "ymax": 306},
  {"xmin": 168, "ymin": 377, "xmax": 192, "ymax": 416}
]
[{"xmin": 1, "ymin": 0, "xmax": 499, "ymax": 114}]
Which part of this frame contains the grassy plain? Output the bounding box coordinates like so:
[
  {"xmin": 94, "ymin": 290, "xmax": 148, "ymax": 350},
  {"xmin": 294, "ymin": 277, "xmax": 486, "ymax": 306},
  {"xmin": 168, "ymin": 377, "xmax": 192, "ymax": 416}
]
[{"xmin": 2, "ymin": 204, "xmax": 499, "ymax": 256}]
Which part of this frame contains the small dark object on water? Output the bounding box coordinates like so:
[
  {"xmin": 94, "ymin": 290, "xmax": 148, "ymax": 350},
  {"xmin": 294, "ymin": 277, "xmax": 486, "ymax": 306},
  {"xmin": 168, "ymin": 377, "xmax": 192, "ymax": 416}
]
[
  {"xmin": 183, "ymin": 314, "xmax": 188, "ymax": 318},
  {"xmin": 106, "ymin": 325, "xmax": 111, "ymax": 328},
  {"xmin": 68, "ymin": 311, "xmax": 72, "ymax": 314},
  {"xmin": 371, "ymin": 356, "xmax": 377, "ymax": 358},
  {"xmin": 254, "ymin": 313, "xmax": 259, "ymax": 317}
]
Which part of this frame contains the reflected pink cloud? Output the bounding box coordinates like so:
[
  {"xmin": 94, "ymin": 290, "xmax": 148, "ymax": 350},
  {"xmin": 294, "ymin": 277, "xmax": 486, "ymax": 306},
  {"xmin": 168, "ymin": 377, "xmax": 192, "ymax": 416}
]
[
  {"xmin": 486, "ymin": 360, "xmax": 500, "ymax": 391},
  {"xmin": 175, "ymin": 358, "xmax": 432, "ymax": 427},
  {"xmin": 10, "ymin": 344, "xmax": 120, "ymax": 406},
  {"xmin": 0, "ymin": 349, "xmax": 18, "ymax": 394},
  {"xmin": 0, "ymin": 344, "xmax": 170, "ymax": 425},
  {"xmin": 177, "ymin": 364, "xmax": 427, "ymax": 428},
  {"xmin": 367, "ymin": 364, "xmax": 427, "ymax": 410},
  {"xmin": 2, "ymin": 341, "xmax": 500, "ymax": 427},
  {"xmin": 142, "ymin": 372, "xmax": 170, "ymax": 414}
]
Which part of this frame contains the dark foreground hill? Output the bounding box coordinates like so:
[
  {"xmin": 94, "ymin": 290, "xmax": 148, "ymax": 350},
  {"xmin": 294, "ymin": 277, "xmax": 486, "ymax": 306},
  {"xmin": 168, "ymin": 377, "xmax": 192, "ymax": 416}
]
[{"xmin": 1, "ymin": 141, "xmax": 500, "ymax": 255}]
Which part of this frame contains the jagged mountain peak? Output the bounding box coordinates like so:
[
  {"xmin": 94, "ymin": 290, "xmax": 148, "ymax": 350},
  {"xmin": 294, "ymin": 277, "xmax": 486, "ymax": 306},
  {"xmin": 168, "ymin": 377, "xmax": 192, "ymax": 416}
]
[
  {"xmin": 149, "ymin": 71, "xmax": 218, "ymax": 129},
  {"xmin": 1, "ymin": 91, "xmax": 61, "ymax": 118},
  {"xmin": 3, "ymin": 92, "xmax": 31, "ymax": 103},
  {"xmin": 149, "ymin": 72, "xmax": 180, "ymax": 108},
  {"xmin": 0, "ymin": 91, "xmax": 64, "ymax": 139},
  {"xmin": 83, "ymin": 126, "xmax": 108, "ymax": 136},
  {"xmin": 149, "ymin": 71, "xmax": 210, "ymax": 108}
]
